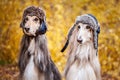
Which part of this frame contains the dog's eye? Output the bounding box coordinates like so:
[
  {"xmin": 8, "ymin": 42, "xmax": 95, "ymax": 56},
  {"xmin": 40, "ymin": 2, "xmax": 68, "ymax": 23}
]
[
  {"xmin": 34, "ymin": 18, "xmax": 39, "ymax": 22},
  {"xmin": 25, "ymin": 17, "xmax": 28, "ymax": 22},
  {"xmin": 86, "ymin": 26, "xmax": 90, "ymax": 29},
  {"xmin": 78, "ymin": 25, "xmax": 81, "ymax": 29}
]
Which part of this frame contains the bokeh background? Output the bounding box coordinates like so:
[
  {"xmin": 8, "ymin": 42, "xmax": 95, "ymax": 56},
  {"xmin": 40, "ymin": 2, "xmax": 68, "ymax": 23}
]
[{"xmin": 0, "ymin": 0, "xmax": 120, "ymax": 80}]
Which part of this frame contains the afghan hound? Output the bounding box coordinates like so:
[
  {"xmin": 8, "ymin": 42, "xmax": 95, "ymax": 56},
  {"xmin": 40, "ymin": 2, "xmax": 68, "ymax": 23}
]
[
  {"xmin": 61, "ymin": 14, "xmax": 101, "ymax": 80},
  {"xmin": 18, "ymin": 6, "xmax": 61, "ymax": 80}
]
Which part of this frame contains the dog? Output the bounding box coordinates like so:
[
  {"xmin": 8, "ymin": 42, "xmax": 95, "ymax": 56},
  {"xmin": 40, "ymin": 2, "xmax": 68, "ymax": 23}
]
[
  {"xmin": 61, "ymin": 14, "xmax": 101, "ymax": 80},
  {"xmin": 18, "ymin": 6, "xmax": 61, "ymax": 80}
]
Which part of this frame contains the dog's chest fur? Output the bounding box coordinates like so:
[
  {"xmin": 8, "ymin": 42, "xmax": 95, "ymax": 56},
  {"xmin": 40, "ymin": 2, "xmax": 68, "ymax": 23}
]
[
  {"xmin": 65, "ymin": 43, "xmax": 98, "ymax": 80},
  {"xmin": 23, "ymin": 38, "xmax": 45, "ymax": 80},
  {"xmin": 24, "ymin": 56, "xmax": 39, "ymax": 80}
]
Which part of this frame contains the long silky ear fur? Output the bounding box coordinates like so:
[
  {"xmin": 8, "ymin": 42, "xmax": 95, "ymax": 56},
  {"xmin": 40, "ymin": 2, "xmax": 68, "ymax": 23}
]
[
  {"xmin": 61, "ymin": 24, "xmax": 76, "ymax": 52},
  {"xmin": 44, "ymin": 58, "xmax": 61, "ymax": 80},
  {"xmin": 18, "ymin": 35, "xmax": 31, "ymax": 75}
]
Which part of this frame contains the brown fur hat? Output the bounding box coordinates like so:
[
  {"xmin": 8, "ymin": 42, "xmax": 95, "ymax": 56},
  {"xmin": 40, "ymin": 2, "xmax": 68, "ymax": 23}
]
[
  {"xmin": 23, "ymin": 6, "xmax": 45, "ymax": 20},
  {"xmin": 20, "ymin": 6, "xmax": 46, "ymax": 28},
  {"xmin": 20, "ymin": 6, "xmax": 48, "ymax": 35}
]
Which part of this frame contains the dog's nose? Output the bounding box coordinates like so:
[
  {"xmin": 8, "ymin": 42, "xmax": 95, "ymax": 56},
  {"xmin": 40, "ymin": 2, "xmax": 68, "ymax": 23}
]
[
  {"xmin": 77, "ymin": 39, "xmax": 82, "ymax": 43},
  {"xmin": 24, "ymin": 28, "xmax": 30, "ymax": 32}
]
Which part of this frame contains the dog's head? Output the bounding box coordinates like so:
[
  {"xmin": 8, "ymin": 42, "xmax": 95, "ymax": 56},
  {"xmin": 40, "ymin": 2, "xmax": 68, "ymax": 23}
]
[
  {"xmin": 61, "ymin": 14, "xmax": 100, "ymax": 52},
  {"xmin": 20, "ymin": 6, "xmax": 47, "ymax": 36},
  {"xmin": 74, "ymin": 22, "xmax": 93, "ymax": 44}
]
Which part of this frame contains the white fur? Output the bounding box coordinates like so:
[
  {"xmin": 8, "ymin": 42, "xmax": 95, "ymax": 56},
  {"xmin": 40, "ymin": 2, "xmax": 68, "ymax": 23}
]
[
  {"xmin": 23, "ymin": 56, "xmax": 39, "ymax": 80},
  {"xmin": 77, "ymin": 23, "xmax": 92, "ymax": 44},
  {"xmin": 24, "ymin": 16, "xmax": 40, "ymax": 36},
  {"xmin": 23, "ymin": 38, "xmax": 45, "ymax": 80},
  {"xmin": 66, "ymin": 44, "xmax": 97, "ymax": 80},
  {"xmin": 23, "ymin": 39, "xmax": 38, "ymax": 80},
  {"xmin": 64, "ymin": 23, "xmax": 101, "ymax": 80}
]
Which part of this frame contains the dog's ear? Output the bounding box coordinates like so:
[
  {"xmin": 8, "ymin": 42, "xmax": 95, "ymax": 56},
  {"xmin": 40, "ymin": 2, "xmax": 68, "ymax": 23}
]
[
  {"xmin": 20, "ymin": 20, "xmax": 24, "ymax": 28},
  {"xmin": 20, "ymin": 11, "xmax": 26, "ymax": 28},
  {"xmin": 61, "ymin": 24, "xmax": 76, "ymax": 52},
  {"xmin": 20, "ymin": 8, "xmax": 27, "ymax": 28}
]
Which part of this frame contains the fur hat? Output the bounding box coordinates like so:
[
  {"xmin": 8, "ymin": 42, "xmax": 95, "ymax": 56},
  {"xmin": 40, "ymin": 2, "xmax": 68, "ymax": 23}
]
[
  {"xmin": 76, "ymin": 14, "xmax": 100, "ymax": 49},
  {"xmin": 61, "ymin": 14, "xmax": 100, "ymax": 52},
  {"xmin": 20, "ymin": 6, "xmax": 47, "ymax": 35},
  {"xmin": 23, "ymin": 6, "xmax": 45, "ymax": 21}
]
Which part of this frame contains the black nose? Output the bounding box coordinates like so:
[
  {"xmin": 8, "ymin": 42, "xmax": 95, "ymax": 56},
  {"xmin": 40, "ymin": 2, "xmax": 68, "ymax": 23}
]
[
  {"xmin": 77, "ymin": 39, "xmax": 82, "ymax": 43},
  {"xmin": 24, "ymin": 28, "xmax": 30, "ymax": 32}
]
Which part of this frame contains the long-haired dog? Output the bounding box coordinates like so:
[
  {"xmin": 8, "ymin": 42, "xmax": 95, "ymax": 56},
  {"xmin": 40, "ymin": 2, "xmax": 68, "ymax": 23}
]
[
  {"xmin": 18, "ymin": 6, "xmax": 61, "ymax": 80},
  {"xmin": 61, "ymin": 14, "xmax": 101, "ymax": 80}
]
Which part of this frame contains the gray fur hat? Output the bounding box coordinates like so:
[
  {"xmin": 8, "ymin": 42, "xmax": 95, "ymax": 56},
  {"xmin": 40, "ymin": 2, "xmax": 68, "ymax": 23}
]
[{"xmin": 61, "ymin": 14, "xmax": 100, "ymax": 52}]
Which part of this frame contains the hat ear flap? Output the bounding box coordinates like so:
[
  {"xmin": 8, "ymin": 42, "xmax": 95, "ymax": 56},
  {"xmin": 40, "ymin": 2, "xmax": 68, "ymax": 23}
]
[
  {"xmin": 87, "ymin": 14, "xmax": 100, "ymax": 50},
  {"xmin": 97, "ymin": 24, "xmax": 100, "ymax": 33},
  {"xmin": 37, "ymin": 17, "xmax": 47, "ymax": 35},
  {"xmin": 61, "ymin": 24, "xmax": 76, "ymax": 52},
  {"xmin": 20, "ymin": 20, "xmax": 24, "ymax": 28},
  {"xmin": 93, "ymin": 23, "xmax": 100, "ymax": 56},
  {"xmin": 93, "ymin": 30, "xmax": 98, "ymax": 49},
  {"xmin": 20, "ymin": 8, "xmax": 28, "ymax": 28},
  {"xmin": 39, "ymin": 20, "xmax": 47, "ymax": 34},
  {"xmin": 94, "ymin": 23, "xmax": 100, "ymax": 49}
]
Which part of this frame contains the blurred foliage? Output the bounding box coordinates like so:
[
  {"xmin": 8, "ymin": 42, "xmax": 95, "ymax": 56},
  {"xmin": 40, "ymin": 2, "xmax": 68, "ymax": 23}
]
[{"xmin": 0, "ymin": 0, "xmax": 120, "ymax": 80}]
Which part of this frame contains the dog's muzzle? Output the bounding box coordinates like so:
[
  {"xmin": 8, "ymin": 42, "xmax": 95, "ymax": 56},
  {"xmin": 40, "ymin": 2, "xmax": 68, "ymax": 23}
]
[
  {"xmin": 77, "ymin": 39, "xmax": 82, "ymax": 44},
  {"xmin": 24, "ymin": 28, "xmax": 30, "ymax": 32}
]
